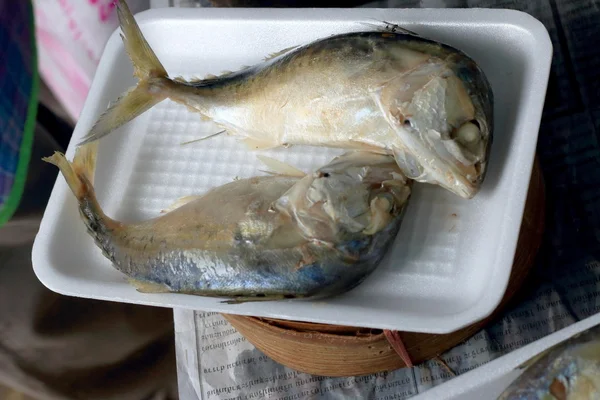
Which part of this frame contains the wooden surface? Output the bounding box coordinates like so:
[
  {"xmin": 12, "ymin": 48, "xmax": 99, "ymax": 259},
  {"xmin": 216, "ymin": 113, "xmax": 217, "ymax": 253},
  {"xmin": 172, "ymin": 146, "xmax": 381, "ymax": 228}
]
[{"xmin": 223, "ymin": 159, "xmax": 546, "ymax": 377}]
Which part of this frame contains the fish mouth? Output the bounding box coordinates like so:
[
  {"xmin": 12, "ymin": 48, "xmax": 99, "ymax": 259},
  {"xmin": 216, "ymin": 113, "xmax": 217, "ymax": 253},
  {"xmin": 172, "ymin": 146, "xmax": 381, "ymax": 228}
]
[
  {"xmin": 442, "ymin": 170, "xmax": 480, "ymax": 199},
  {"xmin": 439, "ymin": 120, "xmax": 489, "ymax": 198},
  {"xmin": 453, "ymin": 159, "xmax": 487, "ymax": 199},
  {"xmin": 392, "ymin": 132, "xmax": 487, "ymax": 199},
  {"xmin": 441, "ymin": 153, "xmax": 489, "ymax": 199}
]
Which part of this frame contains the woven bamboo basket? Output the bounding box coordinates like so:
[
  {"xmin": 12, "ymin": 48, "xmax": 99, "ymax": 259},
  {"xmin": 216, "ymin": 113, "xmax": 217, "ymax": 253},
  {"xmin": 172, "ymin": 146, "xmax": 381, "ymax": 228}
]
[{"xmin": 223, "ymin": 159, "xmax": 545, "ymax": 377}]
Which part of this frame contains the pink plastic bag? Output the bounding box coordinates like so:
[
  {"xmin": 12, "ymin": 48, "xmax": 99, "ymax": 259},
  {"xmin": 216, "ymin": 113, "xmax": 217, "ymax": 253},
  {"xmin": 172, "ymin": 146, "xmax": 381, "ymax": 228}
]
[{"xmin": 34, "ymin": 0, "xmax": 149, "ymax": 122}]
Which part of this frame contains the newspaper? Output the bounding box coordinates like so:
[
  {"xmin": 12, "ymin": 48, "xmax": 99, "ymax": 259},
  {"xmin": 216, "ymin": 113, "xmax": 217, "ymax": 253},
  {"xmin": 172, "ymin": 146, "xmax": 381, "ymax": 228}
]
[
  {"xmin": 171, "ymin": 0, "xmax": 600, "ymax": 398},
  {"xmin": 174, "ymin": 258, "xmax": 599, "ymax": 400}
]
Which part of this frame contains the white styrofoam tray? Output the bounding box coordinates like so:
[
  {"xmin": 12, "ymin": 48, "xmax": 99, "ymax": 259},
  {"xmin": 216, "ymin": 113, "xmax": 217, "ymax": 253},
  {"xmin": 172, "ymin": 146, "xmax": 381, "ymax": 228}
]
[
  {"xmin": 31, "ymin": 7, "xmax": 552, "ymax": 334},
  {"xmin": 413, "ymin": 315, "xmax": 600, "ymax": 399}
]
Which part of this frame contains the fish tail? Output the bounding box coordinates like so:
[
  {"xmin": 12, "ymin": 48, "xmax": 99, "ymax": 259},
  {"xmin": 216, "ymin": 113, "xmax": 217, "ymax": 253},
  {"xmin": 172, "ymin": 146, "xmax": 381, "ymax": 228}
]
[
  {"xmin": 78, "ymin": 0, "xmax": 169, "ymax": 146},
  {"xmin": 43, "ymin": 143, "xmax": 99, "ymax": 201},
  {"xmin": 43, "ymin": 143, "xmax": 119, "ymax": 244},
  {"xmin": 117, "ymin": 0, "xmax": 167, "ymax": 82}
]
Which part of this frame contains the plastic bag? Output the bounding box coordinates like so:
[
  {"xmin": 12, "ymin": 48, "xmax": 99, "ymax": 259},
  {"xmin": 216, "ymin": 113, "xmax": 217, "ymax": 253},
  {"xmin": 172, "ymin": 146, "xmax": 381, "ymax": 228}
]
[{"xmin": 33, "ymin": 0, "xmax": 149, "ymax": 122}]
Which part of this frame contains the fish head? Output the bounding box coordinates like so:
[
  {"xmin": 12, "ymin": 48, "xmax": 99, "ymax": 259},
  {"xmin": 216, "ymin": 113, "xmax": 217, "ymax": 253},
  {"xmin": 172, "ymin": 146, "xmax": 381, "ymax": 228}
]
[
  {"xmin": 275, "ymin": 152, "xmax": 412, "ymax": 243},
  {"xmin": 379, "ymin": 58, "xmax": 493, "ymax": 199}
]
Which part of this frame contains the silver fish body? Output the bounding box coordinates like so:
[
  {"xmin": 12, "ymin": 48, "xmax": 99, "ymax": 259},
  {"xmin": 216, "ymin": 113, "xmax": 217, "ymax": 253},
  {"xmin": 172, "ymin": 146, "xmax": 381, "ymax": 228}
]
[
  {"xmin": 44, "ymin": 147, "xmax": 411, "ymax": 302},
  {"xmin": 82, "ymin": 0, "xmax": 493, "ymax": 199},
  {"xmin": 498, "ymin": 323, "xmax": 600, "ymax": 400}
]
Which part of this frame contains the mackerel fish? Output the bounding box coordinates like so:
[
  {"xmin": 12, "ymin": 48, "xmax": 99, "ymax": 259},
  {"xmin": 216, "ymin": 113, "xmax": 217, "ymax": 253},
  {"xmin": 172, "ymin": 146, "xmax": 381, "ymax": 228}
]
[
  {"xmin": 80, "ymin": 0, "xmax": 493, "ymax": 199},
  {"xmin": 43, "ymin": 146, "xmax": 411, "ymax": 302}
]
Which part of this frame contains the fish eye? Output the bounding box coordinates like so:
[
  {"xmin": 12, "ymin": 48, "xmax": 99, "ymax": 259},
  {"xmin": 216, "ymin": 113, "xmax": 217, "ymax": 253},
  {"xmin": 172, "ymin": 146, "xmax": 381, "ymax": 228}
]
[
  {"xmin": 323, "ymin": 173, "xmax": 330, "ymax": 178},
  {"xmin": 403, "ymin": 119, "xmax": 412, "ymax": 128}
]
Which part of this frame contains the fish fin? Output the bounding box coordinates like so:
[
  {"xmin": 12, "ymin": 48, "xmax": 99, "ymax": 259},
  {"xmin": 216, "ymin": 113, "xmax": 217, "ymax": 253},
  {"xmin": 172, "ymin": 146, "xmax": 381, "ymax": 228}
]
[
  {"xmin": 242, "ymin": 137, "xmax": 280, "ymax": 151},
  {"xmin": 363, "ymin": 196, "xmax": 393, "ymax": 235},
  {"xmin": 42, "ymin": 142, "xmax": 99, "ymax": 200},
  {"xmin": 160, "ymin": 195, "xmax": 202, "ymax": 214},
  {"xmin": 128, "ymin": 279, "xmax": 171, "ymax": 293},
  {"xmin": 256, "ymin": 155, "xmax": 306, "ymax": 177},
  {"xmin": 42, "ymin": 142, "xmax": 119, "ymax": 244},
  {"xmin": 117, "ymin": 0, "xmax": 167, "ymax": 81},
  {"xmin": 263, "ymin": 45, "xmax": 299, "ymax": 61},
  {"xmin": 173, "ymin": 74, "xmax": 209, "ymax": 84},
  {"xmin": 197, "ymin": 70, "xmax": 237, "ymax": 82},
  {"xmin": 361, "ymin": 19, "xmax": 419, "ymax": 36},
  {"xmin": 180, "ymin": 130, "xmax": 226, "ymax": 146},
  {"xmin": 80, "ymin": 82, "xmax": 166, "ymax": 146},
  {"xmin": 79, "ymin": 0, "xmax": 169, "ymax": 145},
  {"xmin": 186, "ymin": 76, "xmax": 205, "ymax": 84},
  {"xmin": 221, "ymin": 295, "xmax": 290, "ymax": 304}
]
